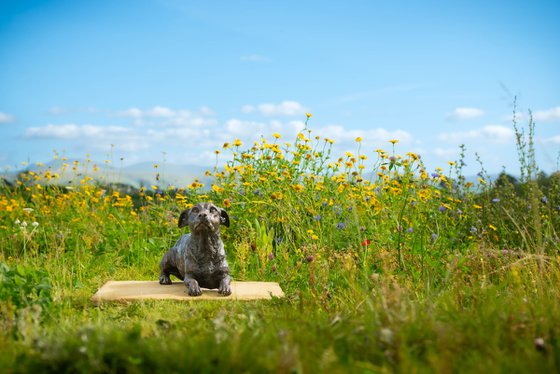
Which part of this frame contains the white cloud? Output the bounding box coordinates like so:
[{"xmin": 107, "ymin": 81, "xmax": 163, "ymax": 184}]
[
  {"xmin": 48, "ymin": 106, "xmax": 66, "ymax": 115},
  {"xmin": 432, "ymin": 148, "xmax": 459, "ymax": 161},
  {"xmin": 199, "ymin": 106, "xmax": 215, "ymax": 116},
  {"xmin": 447, "ymin": 107, "xmax": 485, "ymax": 121},
  {"xmin": 438, "ymin": 125, "xmax": 514, "ymax": 143},
  {"xmin": 542, "ymin": 135, "xmax": 560, "ymax": 145},
  {"xmin": 118, "ymin": 106, "xmax": 216, "ymax": 127},
  {"xmin": 242, "ymin": 101, "xmax": 308, "ymax": 117},
  {"xmin": 224, "ymin": 119, "xmax": 305, "ymax": 139},
  {"xmin": 25, "ymin": 124, "xmax": 129, "ymax": 139},
  {"xmin": 240, "ymin": 54, "xmax": 271, "ymax": 62},
  {"xmin": 241, "ymin": 105, "xmax": 255, "ymax": 114},
  {"xmin": 120, "ymin": 107, "xmax": 143, "ymax": 118},
  {"xmin": 0, "ymin": 112, "xmax": 15, "ymax": 124},
  {"xmin": 149, "ymin": 106, "xmax": 175, "ymax": 117},
  {"xmin": 533, "ymin": 106, "xmax": 560, "ymax": 122}
]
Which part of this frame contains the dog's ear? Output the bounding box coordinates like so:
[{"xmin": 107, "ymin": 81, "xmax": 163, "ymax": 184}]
[
  {"xmin": 178, "ymin": 210, "xmax": 190, "ymax": 228},
  {"xmin": 220, "ymin": 209, "xmax": 230, "ymax": 227}
]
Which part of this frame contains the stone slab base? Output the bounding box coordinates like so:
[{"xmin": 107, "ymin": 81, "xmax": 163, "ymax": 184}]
[{"xmin": 92, "ymin": 280, "xmax": 284, "ymax": 304}]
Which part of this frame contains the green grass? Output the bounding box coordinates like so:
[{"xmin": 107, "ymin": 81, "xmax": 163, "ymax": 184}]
[{"xmin": 1, "ymin": 112, "xmax": 559, "ymax": 372}]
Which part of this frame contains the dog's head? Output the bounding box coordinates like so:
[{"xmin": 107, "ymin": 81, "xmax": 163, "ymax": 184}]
[{"xmin": 178, "ymin": 202, "xmax": 230, "ymax": 233}]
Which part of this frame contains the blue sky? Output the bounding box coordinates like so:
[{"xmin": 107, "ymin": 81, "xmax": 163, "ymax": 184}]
[{"xmin": 1, "ymin": 0, "xmax": 559, "ymax": 176}]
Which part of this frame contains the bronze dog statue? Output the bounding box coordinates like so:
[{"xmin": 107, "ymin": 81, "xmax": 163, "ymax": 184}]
[{"xmin": 159, "ymin": 202, "xmax": 231, "ymax": 296}]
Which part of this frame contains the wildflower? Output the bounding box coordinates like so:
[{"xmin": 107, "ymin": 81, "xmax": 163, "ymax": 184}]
[
  {"xmin": 438, "ymin": 205, "xmax": 447, "ymax": 213},
  {"xmin": 355, "ymin": 136, "xmax": 363, "ymax": 142},
  {"xmin": 336, "ymin": 222, "xmax": 345, "ymax": 230},
  {"xmin": 223, "ymin": 199, "xmax": 231, "ymax": 208},
  {"xmin": 305, "ymin": 113, "xmax": 312, "ymax": 119},
  {"xmin": 470, "ymin": 226, "xmax": 477, "ymax": 234},
  {"xmin": 32, "ymin": 222, "xmax": 39, "ymax": 228},
  {"xmin": 305, "ymin": 255, "xmax": 314, "ymax": 262},
  {"xmin": 291, "ymin": 184, "xmax": 304, "ymax": 192},
  {"xmin": 270, "ymin": 192, "xmax": 283, "ymax": 200},
  {"xmin": 272, "ymin": 133, "xmax": 281, "ymax": 139},
  {"xmin": 314, "ymin": 215, "xmax": 322, "ymax": 221},
  {"xmin": 407, "ymin": 227, "xmax": 414, "ymax": 233},
  {"xmin": 541, "ymin": 196, "xmax": 548, "ymax": 204},
  {"xmin": 492, "ymin": 198, "xmax": 500, "ymax": 203},
  {"xmin": 362, "ymin": 239, "xmax": 371, "ymax": 246},
  {"xmin": 15, "ymin": 219, "xmax": 21, "ymax": 225},
  {"xmin": 389, "ymin": 139, "xmax": 399, "ymax": 144},
  {"xmin": 268, "ymin": 253, "xmax": 275, "ymax": 261},
  {"xmin": 430, "ymin": 233, "xmax": 438, "ymax": 243},
  {"xmin": 431, "ymin": 173, "xmax": 440, "ymax": 179},
  {"xmin": 232, "ymin": 139, "xmax": 242, "ymax": 147}
]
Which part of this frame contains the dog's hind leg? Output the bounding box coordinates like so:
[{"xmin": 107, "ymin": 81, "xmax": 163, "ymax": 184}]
[{"xmin": 159, "ymin": 251, "xmax": 182, "ymax": 285}]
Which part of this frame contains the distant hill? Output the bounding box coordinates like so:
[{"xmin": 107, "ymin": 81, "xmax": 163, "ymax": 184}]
[
  {"xmin": 1, "ymin": 159, "xmax": 215, "ymax": 190},
  {"xmin": 1, "ymin": 158, "xmax": 510, "ymax": 191}
]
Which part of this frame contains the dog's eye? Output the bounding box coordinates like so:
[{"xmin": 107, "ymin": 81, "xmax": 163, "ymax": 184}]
[
  {"xmin": 191, "ymin": 207, "xmax": 199, "ymax": 214},
  {"xmin": 209, "ymin": 207, "xmax": 218, "ymax": 214}
]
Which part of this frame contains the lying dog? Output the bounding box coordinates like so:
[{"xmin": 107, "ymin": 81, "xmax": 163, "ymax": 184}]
[{"xmin": 159, "ymin": 202, "xmax": 231, "ymax": 296}]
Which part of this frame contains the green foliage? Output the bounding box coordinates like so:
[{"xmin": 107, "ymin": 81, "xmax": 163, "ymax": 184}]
[
  {"xmin": 0, "ymin": 262, "xmax": 52, "ymax": 311},
  {"xmin": 0, "ymin": 109, "xmax": 559, "ymax": 372}
]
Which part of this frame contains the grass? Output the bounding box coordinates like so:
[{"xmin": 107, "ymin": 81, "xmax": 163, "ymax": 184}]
[{"xmin": 1, "ymin": 112, "xmax": 559, "ymax": 372}]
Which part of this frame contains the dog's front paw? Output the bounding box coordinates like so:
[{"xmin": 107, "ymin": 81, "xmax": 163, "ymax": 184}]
[
  {"xmin": 219, "ymin": 279, "xmax": 232, "ymax": 296},
  {"xmin": 159, "ymin": 275, "xmax": 172, "ymax": 285},
  {"xmin": 186, "ymin": 279, "xmax": 202, "ymax": 296}
]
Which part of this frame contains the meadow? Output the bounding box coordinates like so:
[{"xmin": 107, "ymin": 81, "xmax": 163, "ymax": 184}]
[{"xmin": 1, "ymin": 113, "xmax": 559, "ymax": 373}]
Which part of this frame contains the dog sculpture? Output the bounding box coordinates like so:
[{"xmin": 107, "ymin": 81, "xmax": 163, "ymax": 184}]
[{"xmin": 159, "ymin": 202, "xmax": 231, "ymax": 296}]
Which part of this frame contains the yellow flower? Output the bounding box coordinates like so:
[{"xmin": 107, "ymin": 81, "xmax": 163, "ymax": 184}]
[
  {"xmin": 291, "ymin": 184, "xmax": 304, "ymax": 192},
  {"xmin": 232, "ymin": 139, "xmax": 243, "ymax": 147},
  {"xmin": 389, "ymin": 139, "xmax": 399, "ymax": 144},
  {"xmin": 270, "ymin": 192, "xmax": 284, "ymax": 200},
  {"xmin": 355, "ymin": 136, "xmax": 363, "ymax": 142},
  {"xmin": 212, "ymin": 184, "xmax": 224, "ymax": 193},
  {"xmin": 305, "ymin": 113, "xmax": 312, "ymax": 118},
  {"xmin": 223, "ymin": 199, "xmax": 231, "ymax": 208},
  {"xmin": 272, "ymin": 133, "xmax": 281, "ymax": 139}
]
